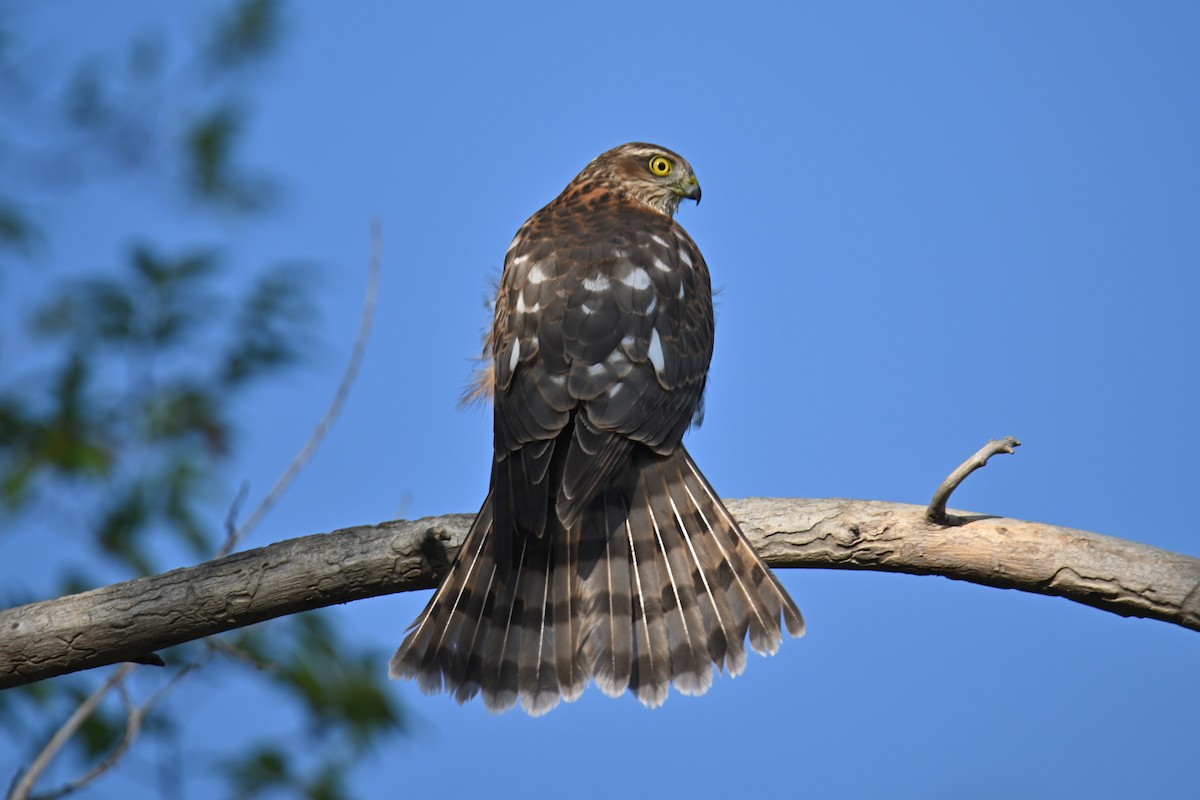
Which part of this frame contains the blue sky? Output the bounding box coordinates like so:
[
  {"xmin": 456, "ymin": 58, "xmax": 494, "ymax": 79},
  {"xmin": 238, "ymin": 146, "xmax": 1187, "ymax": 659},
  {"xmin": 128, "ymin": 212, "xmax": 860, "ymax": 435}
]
[{"xmin": 5, "ymin": 2, "xmax": 1199, "ymax": 798}]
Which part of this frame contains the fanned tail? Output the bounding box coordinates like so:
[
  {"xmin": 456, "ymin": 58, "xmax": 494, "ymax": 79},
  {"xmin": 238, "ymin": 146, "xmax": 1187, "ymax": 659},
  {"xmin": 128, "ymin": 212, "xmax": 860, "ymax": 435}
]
[{"xmin": 389, "ymin": 447, "xmax": 804, "ymax": 713}]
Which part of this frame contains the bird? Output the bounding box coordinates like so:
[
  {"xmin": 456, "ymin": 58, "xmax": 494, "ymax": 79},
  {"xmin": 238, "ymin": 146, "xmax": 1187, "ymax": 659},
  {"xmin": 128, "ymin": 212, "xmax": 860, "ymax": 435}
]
[{"xmin": 390, "ymin": 142, "xmax": 804, "ymax": 715}]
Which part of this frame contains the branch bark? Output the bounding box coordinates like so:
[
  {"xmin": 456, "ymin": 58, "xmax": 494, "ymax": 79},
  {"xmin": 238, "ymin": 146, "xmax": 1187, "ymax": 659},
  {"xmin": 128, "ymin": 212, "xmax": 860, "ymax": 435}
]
[{"xmin": 2, "ymin": 498, "xmax": 1198, "ymax": 689}]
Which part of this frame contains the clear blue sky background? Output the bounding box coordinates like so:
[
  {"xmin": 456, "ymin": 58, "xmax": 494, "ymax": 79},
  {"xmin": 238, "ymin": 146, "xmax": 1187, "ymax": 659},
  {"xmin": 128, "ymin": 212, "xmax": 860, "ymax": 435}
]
[{"xmin": 5, "ymin": 2, "xmax": 1199, "ymax": 798}]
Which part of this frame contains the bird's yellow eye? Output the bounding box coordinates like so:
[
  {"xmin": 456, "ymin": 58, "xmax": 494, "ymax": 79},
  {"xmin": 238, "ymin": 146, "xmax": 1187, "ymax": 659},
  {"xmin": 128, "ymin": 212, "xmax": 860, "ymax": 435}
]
[{"xmin": 648, "ymin": 156, "xmax": 673, "ymax": 176}]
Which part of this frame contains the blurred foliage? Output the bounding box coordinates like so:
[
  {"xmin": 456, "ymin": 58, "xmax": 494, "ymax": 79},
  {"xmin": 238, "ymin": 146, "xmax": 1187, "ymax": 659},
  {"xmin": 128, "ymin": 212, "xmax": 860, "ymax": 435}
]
[
  {"xmin": 187, "ymin": 103, "xmax": 276, "ymax": 211},
  {"xmin": 216, "ymin": 616, "xmax": 406, "ymax": 800},
  {"xmin": 208, "ymin": 0, "xmax": 282, "ymax": 69},
  {"xmin": 0, "ymin": 2, "xmax": 404, "ymax": 798},
  {"xmin": 0, "ymin": 200, "xmax": 39, "ymax": 252}
]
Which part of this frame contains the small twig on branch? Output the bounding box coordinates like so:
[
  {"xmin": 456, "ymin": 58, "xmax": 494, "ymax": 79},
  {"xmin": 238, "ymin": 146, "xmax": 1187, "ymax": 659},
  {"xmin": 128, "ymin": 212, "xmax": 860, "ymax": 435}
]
[
  {"xmin": 926, "ymin": 437, "xmax": 1021, "ymax": 524},
  {"xmin": 222, "ymin": 220, "xmax": 383, "ymax": 555},
  {"xmin": 223, "ymin": 481, "xmax": 250, "ymax": 544}
]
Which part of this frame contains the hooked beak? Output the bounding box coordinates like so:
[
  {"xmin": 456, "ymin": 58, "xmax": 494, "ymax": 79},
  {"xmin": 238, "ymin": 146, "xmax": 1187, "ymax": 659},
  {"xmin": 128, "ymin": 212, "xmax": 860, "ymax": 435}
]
[{"xmin": 676, "ymin": 174, "xmax": 702, "ymax": 205}]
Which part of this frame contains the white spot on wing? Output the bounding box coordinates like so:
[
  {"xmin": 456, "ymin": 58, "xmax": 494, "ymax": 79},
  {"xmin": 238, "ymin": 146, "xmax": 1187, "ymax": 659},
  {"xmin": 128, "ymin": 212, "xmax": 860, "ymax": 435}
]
[
  {"xmin": 678, "ymin": 248, "xmax": 694, "ymax": 269},
  {"xmin": 509, "ymin": 340, "xmax": 521, "ymax": 372},
  {"xmin": 583, "ymin": 274, "xmax": 611, "ymax": 292},
  {"xmin": 650, "ymin": 256, "xmax": 671, "ymax": 273},
  {"xmin": 646, "ymin": 296, "xmax": 657, "ymax": 314},
  {"xmin": 528, "ymin": 264, "xmax": 547, "ymax": 283},
  {"xmin": 677, "ymin": 282, "xmax": 685, "ymax": 299},
  {"xmin": 649, "ymin": 234, "xmax": 670, "ymax": 249},
  {"xmin": 648, "ymin": 329, "xmax": 665, "ymax": 375},
  {"xmin": 515, "ymin": 294, "xmax": 540, "ymax": 315},
  {"xmin": 620, "ymin": 267, "xmax": 651, "ymax": 290}
]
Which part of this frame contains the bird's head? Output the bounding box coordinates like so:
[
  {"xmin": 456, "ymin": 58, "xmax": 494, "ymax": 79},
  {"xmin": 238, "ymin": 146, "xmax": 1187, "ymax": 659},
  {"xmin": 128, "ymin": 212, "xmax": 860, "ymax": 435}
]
[{"xmin": 578, "ymin": 142, "xmax": 701, "ymax": 217}]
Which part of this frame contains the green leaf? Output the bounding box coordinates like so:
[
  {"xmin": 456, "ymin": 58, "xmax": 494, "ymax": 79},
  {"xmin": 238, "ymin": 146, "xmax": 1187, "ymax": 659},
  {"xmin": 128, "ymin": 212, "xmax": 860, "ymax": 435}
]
[
  {"xmin": 127, "ymin": 33, "xmax": 166, "ymax": 81},
  {"xmin": 274, "ymin": 614, "xmax": 406, "ymax": 750},
  {"xmin": 224, "ymin": 745, "xmax": 293, "ymax": 799},
  {"xmin": 0, "ymin": 200, "xmax": 40, "ymax": 252},
  {"xmin": 0, "ymin": 354, "xmax": 113, "ymax": 508},
  {"xmin": 208, "ymin": 0, "xmax": 282, "ymax": 69},
  {"xmin": 304, "ymin": 764, "xmax": 350, "ymax": 800},
  {"xmin": 97, "ymin": 484, "xmax": 153, "ymax": 573},
  {"xmin": 34, "ymin": 247, "xmax": 220, "ymax": 348},
  {"xmin": 77, "ymin": 703, "xmax": 123, "ymax": 760},
  {"xmin": 185, "ymin": 105, "xmax": 273, "ymax": 210},
  {"xmin": 142, "ymin": 384, "xmax": 228, "ymax": 454},
  {"xmin": 222, "ymin": 264, "xmax": 313, "ymax": 385},
  {"xmin": 163, "ymin": 458, "xmax": 215, "ymax": 554},
  {"xmin": 33, "ymin": 279, "xmax": 134, "ymax": 343},
  {"xmin": 65, "ymin": 59, "xmax": 110, "ymax": 129}
]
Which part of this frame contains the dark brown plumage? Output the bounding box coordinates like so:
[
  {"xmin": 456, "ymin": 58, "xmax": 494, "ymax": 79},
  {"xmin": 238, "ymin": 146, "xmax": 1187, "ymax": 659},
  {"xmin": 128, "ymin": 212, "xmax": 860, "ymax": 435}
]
[{"xmin": 390, "ymin": 143, "xmax": 803, "ymax": 715}]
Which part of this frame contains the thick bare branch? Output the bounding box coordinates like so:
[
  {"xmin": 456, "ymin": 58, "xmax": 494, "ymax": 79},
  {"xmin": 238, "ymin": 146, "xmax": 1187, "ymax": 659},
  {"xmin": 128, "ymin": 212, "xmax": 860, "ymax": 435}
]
[{"xmin": 2, "ymin": 499, "xmax": 1197, "ymax": 690}]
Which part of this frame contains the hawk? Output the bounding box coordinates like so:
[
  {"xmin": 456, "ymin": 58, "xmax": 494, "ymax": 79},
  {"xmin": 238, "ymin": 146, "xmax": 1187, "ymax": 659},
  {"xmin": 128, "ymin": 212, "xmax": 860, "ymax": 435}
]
[{"xmin": 391, "ymin": 142, "xmax": 804, "ymax": 715}]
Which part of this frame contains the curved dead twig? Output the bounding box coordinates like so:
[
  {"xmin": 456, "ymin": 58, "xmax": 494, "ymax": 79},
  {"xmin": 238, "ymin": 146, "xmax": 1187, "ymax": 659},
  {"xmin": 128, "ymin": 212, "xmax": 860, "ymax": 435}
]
[{"xmin": 926, "ymin": 436, "xmax": 1021, "ymax": 524}]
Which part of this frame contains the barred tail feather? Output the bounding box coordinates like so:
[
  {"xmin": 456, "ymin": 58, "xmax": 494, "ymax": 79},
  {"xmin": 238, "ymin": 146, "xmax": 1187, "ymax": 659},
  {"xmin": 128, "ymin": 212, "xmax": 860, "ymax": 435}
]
[
  {"xmin": 390, "ymin": 447, "xmax": 804, "ymax": 714},
  {"xmin": 579, "ymin": 490, "xmax": 633, "ymax": 697},
  {"xmin": 625, "ymin": 497, "xmax": 671, "ymax": 707},
  {"xmin": 516, "ymin": 532, "xmax": 560, "ymax": 715},
  {"xmin": 658, "ymin": 470, "xmax": 743, "ymax": 677},
  {"xmin": 679, "ymin": 450, "xmax": 806, "ymax": 646},
  {"xmin": 480, "ymin": 534, "xmax": 526, "ymax": 712},
  {"xmin": 551, "ymin": 514, "xmax": 585, "ymax": 701},
  {"xmin": 642, "ymin": 484, "xmax": 713, "ymax": 696}
]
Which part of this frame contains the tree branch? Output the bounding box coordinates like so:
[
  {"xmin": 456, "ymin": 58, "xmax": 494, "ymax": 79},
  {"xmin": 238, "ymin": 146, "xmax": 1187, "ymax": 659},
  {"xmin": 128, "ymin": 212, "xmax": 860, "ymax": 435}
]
[{"xmin": 2, "ymin": 498, "xmax": 1197, "ymax": 689}]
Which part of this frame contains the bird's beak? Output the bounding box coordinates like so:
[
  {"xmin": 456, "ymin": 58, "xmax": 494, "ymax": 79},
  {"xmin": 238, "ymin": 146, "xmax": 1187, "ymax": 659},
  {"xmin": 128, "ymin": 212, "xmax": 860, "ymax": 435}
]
[{"xmin": 676, "ymin": 174, "xmax": 702, "ymax": 205}]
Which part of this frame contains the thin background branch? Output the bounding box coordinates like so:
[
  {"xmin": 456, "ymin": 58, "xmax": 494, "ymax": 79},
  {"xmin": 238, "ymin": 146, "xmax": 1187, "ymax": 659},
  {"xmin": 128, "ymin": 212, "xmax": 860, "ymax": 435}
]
[
  {"xmin": 19, "ymin": 657, "xmax": 210, "ymax": 800},
  {"xmin": 8, "ymin": 665, "xmax": 134, "ymax": 800},
  {"xmin": 222, "ymin": 220, "xmax": 383, "ymax": 555}
]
